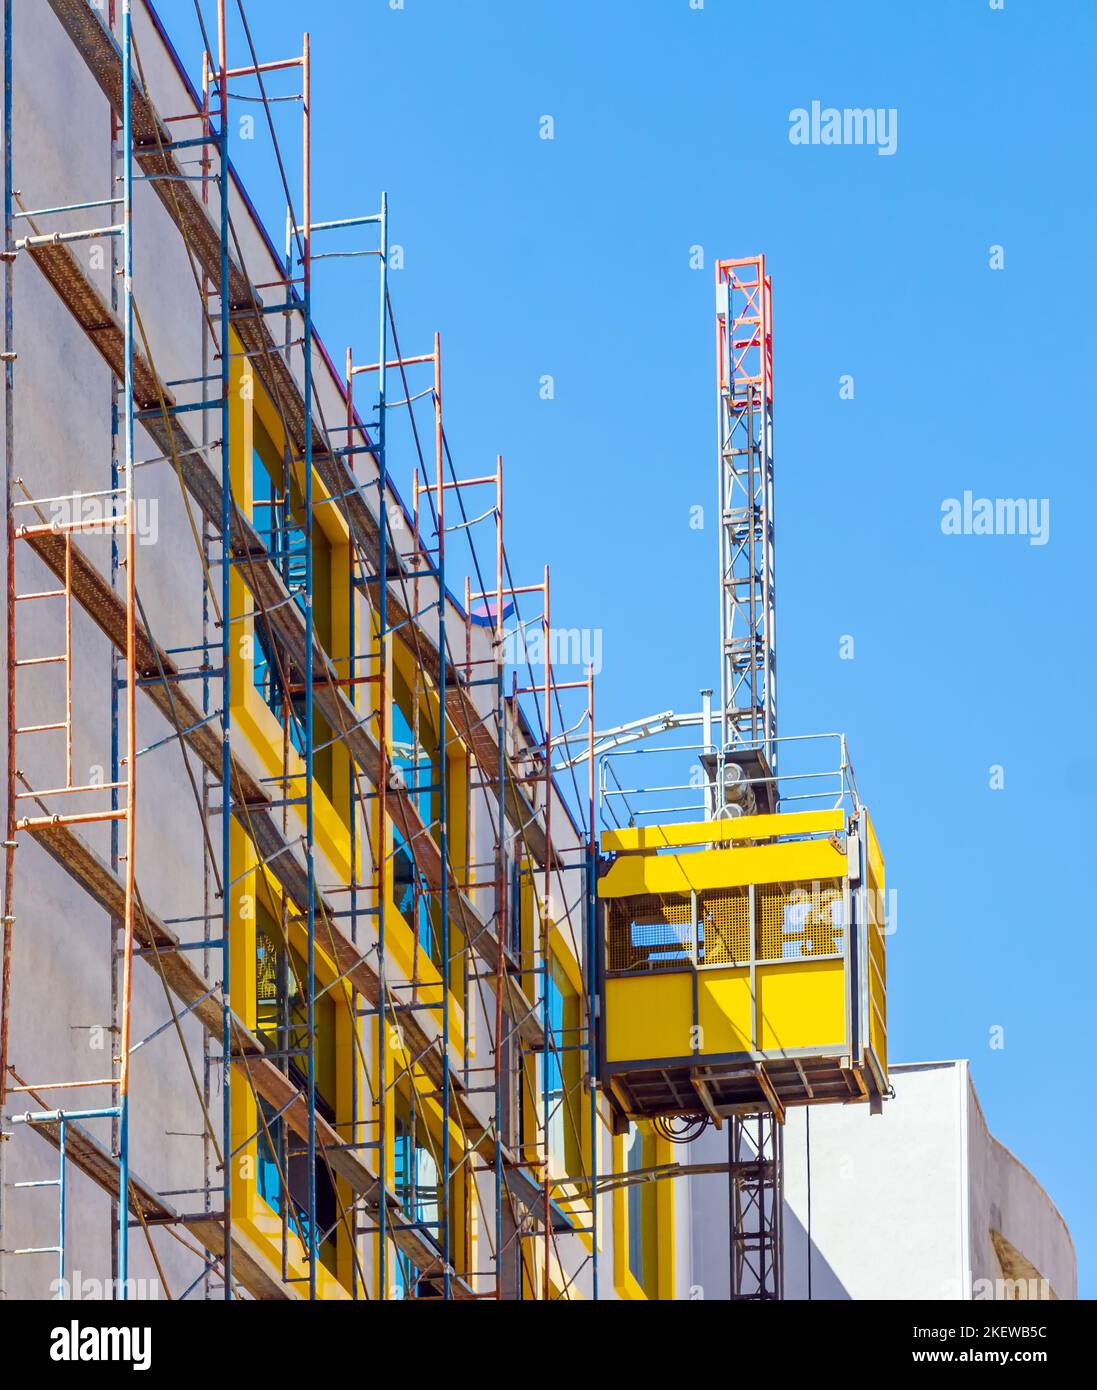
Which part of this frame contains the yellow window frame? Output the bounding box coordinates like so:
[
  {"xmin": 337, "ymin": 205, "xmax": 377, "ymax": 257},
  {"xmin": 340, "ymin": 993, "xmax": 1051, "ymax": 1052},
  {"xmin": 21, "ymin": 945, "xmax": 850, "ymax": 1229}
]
[
  {"xmin": 228, "ymin": 820, "xmax": 358, "ymax": 1297},
  {"xmin": 373, "ymin": 629, "xmax": 470, "ymax": 1057},
  {"xmin": 227, "ymin": 342, "xmax": 353, "ymax": 885},
  {"xmin": 374, "ymin": 1006, "xmax": 473, "ymax": 1297},
  {"xmin": 514, "ymin": 872, "xmax": 597, "ymax": 1243},
  {"xmin": 612, "ymin": 1125, "xmax": 676, "ymax": 1300}
]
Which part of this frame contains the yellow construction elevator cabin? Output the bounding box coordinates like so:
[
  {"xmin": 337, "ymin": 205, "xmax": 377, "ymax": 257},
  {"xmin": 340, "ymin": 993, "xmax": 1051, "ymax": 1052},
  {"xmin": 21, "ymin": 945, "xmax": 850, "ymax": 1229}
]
[{"xmin": 597, "ymin": 803, "xmax": 888, "ymax": 1125}]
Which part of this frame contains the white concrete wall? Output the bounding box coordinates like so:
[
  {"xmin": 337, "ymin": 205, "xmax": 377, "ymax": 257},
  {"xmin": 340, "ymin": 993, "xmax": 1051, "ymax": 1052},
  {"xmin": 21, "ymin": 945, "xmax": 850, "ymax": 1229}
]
[
  {"xmin": 782, "ymin": 1061, "xmax": 966, "ymax": 1300},
  {"xmin": 683, "ymin": 1060, "xmax": 1076, "ymax": 1302}
]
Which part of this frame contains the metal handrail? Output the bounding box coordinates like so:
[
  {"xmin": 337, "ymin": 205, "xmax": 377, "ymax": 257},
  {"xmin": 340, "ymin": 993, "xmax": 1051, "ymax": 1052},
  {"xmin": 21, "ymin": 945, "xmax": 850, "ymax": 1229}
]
[{"xmin": 598, "ymin": 729, "xmax": 862, "ymax": 830}]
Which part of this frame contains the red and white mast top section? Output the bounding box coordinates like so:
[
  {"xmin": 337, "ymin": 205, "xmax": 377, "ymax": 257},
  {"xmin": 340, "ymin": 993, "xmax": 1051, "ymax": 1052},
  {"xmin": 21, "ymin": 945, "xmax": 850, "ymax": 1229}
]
[{"xmin": 715, "ymin": 255, "xmax": 777, "ymax": 772}]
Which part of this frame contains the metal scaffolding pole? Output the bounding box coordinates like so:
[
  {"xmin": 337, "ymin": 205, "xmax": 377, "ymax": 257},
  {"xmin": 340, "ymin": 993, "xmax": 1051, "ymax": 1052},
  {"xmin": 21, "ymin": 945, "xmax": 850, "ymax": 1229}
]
[
  {"xmin": 0, "ymin": 0, "xmax": 15, "ymax": 1300},
  {"xmin": 215, "ymin": 0, "xmax": 233, "ymax": 1299}
]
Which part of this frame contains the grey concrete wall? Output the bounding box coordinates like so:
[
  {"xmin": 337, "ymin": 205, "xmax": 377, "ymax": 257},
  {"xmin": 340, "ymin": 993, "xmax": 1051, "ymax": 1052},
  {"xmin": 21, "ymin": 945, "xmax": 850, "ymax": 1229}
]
[
  {"xmin": 1, "ymin": 0, "xmax": 604, "ymax": 1301},
  {"xmin": 1, "ymin": 0, "xmax": 214, "ymax": 1301},
  {"xmin": 965, "ymin": 1074, "xmax": 1076, "ymax": 1300}
]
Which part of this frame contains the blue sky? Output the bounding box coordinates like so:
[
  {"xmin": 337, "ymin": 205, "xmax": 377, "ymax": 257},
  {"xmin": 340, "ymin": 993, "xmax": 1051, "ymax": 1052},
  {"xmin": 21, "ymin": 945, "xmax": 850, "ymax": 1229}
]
[{"xmin": 149, "ymin": 0, "xmax": 1097, "ymax": 1293}]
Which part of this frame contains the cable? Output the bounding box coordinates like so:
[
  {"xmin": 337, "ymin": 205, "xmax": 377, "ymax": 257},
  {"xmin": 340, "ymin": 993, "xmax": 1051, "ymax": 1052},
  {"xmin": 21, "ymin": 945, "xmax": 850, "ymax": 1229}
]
[{"xmin": 655, "ymin": 1114, "xmax": 711, "ymax": 1145}]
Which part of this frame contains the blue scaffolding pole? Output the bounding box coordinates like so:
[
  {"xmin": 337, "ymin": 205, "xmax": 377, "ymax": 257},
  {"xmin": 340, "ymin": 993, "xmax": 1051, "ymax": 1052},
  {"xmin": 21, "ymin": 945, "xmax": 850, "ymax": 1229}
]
[
  {"xmin": 215, "ymin": 0, "xmax": 234, "ymax": 1301},
  {"xmin": 300, "ymin": 30, "xmax": 319, "ymax": 1304},
  {"xmin": 375, "ymin": 193, "xmax": 390, "ymax": 1300}
]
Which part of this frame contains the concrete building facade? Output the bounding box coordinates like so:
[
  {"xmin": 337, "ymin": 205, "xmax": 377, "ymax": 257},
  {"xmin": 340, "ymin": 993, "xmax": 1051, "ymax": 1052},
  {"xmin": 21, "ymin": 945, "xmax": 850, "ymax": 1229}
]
[{"xmin": 686, "ymin": 1061, "xmax": 1075, "ymax": 1301}]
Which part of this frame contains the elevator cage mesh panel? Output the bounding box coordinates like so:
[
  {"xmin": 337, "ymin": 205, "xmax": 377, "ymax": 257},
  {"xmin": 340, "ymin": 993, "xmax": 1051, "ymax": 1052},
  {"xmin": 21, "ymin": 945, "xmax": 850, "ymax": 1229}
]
[
  {"xmin": 606, "ymin": 893, "xmax": 693, "ymax": 972},
  {"xmin": 606, "ymin": 878, "xmax": 846, "ymax": 973}
]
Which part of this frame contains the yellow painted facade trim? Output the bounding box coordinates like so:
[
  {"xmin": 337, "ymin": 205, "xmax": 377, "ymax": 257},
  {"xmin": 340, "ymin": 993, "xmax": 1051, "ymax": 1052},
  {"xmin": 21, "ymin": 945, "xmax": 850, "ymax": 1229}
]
[{"xmin": 612, "ymin": 1128, "xmax": 676, "ymax": 1300}]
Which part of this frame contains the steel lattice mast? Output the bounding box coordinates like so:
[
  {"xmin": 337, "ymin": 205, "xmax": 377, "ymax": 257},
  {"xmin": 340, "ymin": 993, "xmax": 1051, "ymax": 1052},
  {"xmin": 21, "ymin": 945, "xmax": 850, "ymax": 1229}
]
[
  {"xmin": 715, "ymin": 256, "xmax": 776, "ymax": 773},
  {"xmin": 716, "ymin": 255, "xmax": 782, "ymax": 1299}
]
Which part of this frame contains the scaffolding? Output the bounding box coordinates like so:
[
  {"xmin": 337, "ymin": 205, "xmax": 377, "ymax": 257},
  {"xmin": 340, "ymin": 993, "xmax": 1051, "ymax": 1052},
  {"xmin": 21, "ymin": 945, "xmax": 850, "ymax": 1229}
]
[{"xmin": 0, "ymin": 0, "xmax": 602, "ymax": 1301}]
